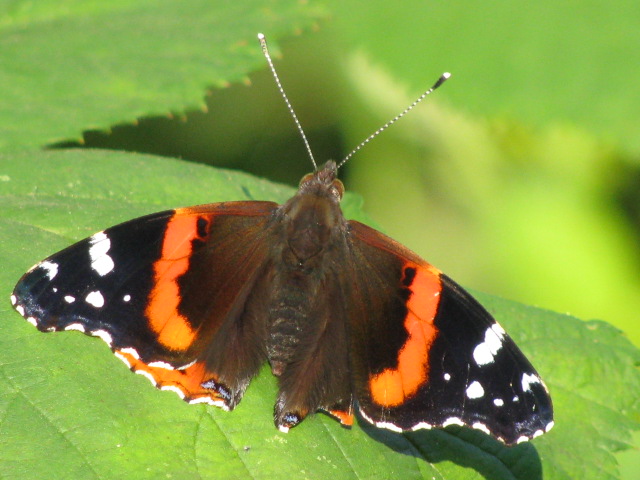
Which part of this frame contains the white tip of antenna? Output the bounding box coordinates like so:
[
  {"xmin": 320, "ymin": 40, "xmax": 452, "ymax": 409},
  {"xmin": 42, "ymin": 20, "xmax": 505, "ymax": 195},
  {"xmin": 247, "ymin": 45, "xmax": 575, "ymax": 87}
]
[
  {"xmin": 443, "ymin": 72, "xmax": 451, "ymax": 79},
  {"xmin": 257, "ymin": 33, "xmax": 265, "ymax": 40},
  {"xmin": 337, "ymin": 71, "xmax": 451, "ymax": 169}
]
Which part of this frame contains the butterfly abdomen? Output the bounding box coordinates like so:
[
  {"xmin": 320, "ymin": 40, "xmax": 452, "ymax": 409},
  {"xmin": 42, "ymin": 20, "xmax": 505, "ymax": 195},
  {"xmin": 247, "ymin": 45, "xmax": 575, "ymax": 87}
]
[
  {"xmin": 263, "ymin": 175, "xmax": 354, "ymax": 430},
  {"xmin": 266, "ymin": 260, "xmax": 352, "ymax": 431},
  {"xmin": 266, "ymin": 278, "xmax": 311, "ymax": 376}
]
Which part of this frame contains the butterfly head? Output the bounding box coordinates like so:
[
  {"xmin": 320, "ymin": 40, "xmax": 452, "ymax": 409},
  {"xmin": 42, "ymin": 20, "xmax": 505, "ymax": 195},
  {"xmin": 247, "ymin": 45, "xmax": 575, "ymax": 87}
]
[{"xmin": 297, "ymin": 160, "xmax": 344, "ymax": 203}]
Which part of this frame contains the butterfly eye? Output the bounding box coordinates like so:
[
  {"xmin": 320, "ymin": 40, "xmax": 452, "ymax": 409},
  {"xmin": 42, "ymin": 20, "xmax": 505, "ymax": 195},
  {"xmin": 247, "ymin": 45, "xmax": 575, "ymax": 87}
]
[
  {"xmin": 299, "ymin": 173, "xmax": 314, "ymax": 187},
  {"xmin": 332, "ymin": 179, "xmax": 345, "ymax": 199}
]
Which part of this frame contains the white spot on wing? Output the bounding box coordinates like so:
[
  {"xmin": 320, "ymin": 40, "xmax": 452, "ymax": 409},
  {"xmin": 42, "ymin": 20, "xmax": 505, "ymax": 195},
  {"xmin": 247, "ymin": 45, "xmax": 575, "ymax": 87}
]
[
  {"xmin": 189, "ymin": 396, "xmax": 214, "ymax": 405},
  {"xmin": 89, "ymin": 232, "xmax": 115, "ymax": 276},
  {"xmin": 532, "ymin": 429, "xmax": 544, "ymax": 438},
  {"xmin": 466, "ymin": 380, "xmax": 485, "ymax": 399},
  {"xmin": 516, "ymin": 435, "xmax": 530, "ymax": 444},
  {"xmin": 492, "ymin": 323, "xmax": 506, "ymax": 336},
  {"xmin": 177, "ymin": 359, "xmax": 197, "ymax": 370},
  {"xmin": 521, "ymin": 373, "xmax": 541, "ymax": 392},
  {"xmin": 114, "ymin": 351, "xmax": 132, "ymax": 368},
  {"xmin": 91, "ymin": 255, "xmax": 115, "ymax": 277},
  {"xmin": 189, "ymin": 397, "xmax": 228, "ymax": 410},
  {"xmin": 278, "ymin": 425, "xmax": 290, "ymax": 433},
  {"xmin": 148, "ymin": 361, "xmax": 174, "ymax": 370},
  {"xmin": 410, "ymin": 422, "xmax": 433, "ymax": 431},
  {"xmin": 135, "ymin": 369, "xmax": 158, "ymax": 386},
  {"xmin": 26, "ymin": 316, "xmax": 38, "ymax": 327},
  {"xmin": 545, "ymin": 421, "xmax": 555, "ymax": 432},
  {"xmin": 473, "ymin": 323, "xmax": 505, "ymax": 366},
  {"xmin": 443, "ymin": 372, "xmax": 451, "ymax": 381},
  {"xmin": 472, "ymin": 422, "xmax": 490, "ymax": 435},
  {"xmin": 375, "ymin": 421, "xmax": 403, "ymax": 433},
  {"xmin": 16, "ymin": 305, "xmax": 25, "ymax": 317},
  {"xmin": 85, "ymin": 290, "xmax": 105, "ymax": 308},
  {"xmin": 91, "ymin": 329, "xmax": 113, "ymax": 346},
  {"xmin": 442, "ymin": 417, "xmax": 464, "ymax": 427},
  {"xmin": 40, "ymin": 261, "xmax": 59, "ymax": 280},
  {"xmin": 10, "ymin": 295, "xmax": 16, "ymax": 306},
  {"xmin": 123, "ymin": 294, "xmax": 131, "ymax": 302},
  {"xmin": 65, "ymin": 323, "xmax": 85, "ymax": 333},
  {"xmin": 161, "ymin": 385, "xmax": 186, "ymax": 398},
  {"xmin": 64, "ymin": 295, "xmax": 76, "ymax": 303},
  {"xmin": 119, "ymin": 347, "xmax": 140, "ymax": 359},
  {"xmin": 358, "ymin": 407, "xmax": 375, "ymax": 426},
  {"xmin": 493, "ymin": 398, "xmax": 504, "ymax": 407}
]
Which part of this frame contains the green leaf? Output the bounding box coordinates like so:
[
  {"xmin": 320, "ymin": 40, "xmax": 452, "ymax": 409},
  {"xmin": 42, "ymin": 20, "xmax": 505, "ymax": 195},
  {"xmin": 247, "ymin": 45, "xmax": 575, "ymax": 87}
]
[
  {"xmin": 1, "ymin": 150, "xmax": 638, "ymax": 479},
  {"xmin": 0, "ymin": 0, "xmax": 324, "ymax": 151}
]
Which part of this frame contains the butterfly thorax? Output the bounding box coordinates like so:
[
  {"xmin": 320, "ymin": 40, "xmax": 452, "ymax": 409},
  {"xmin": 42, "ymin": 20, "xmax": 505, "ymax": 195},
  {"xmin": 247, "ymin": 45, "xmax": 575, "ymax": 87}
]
[
  {"xmin": 266, "ymin": 161, "xmax": 347, "ymax": 376},
  {"xmin": 275, "ymin": 160, "xmax": 345, "ymax": 269}
]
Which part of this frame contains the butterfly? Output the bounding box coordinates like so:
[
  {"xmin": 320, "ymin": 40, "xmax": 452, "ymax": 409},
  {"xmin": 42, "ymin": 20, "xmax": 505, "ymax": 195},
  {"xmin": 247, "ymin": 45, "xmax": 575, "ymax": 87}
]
[{"xmin": 10, "ymin": 34, "xmax": 553, "ymax": 446}]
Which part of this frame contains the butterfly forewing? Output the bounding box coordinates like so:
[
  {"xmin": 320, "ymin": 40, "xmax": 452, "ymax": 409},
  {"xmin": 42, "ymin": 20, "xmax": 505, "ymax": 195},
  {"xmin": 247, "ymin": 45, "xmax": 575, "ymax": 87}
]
[
  {"xmin": 13, "ymin": 210, "xmax": 176, "ymax": 356},
  {"xmin": 12, "ymin": 201, "xmax": 279, "ymax": 407}
]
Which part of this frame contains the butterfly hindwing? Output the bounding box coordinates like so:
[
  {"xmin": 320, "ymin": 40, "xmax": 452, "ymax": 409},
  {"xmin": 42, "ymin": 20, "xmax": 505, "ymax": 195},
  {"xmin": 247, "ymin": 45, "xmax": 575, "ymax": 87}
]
[
  {"xmin": 345, "ymin": 220, "xmax": 553, "ymax": 445},
  {"xmin": 12, "ymin": 201, "xmax": 278, "ymax": 408}
]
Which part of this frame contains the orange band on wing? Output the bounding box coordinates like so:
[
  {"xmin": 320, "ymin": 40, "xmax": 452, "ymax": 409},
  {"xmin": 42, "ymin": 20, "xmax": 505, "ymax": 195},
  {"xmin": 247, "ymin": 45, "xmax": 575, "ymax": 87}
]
[
  {"xmin": 369, "ymin": 264, "xmax": 441, "ymax": 407},
  {"xmin": 145, "ymin": 211, "xmax": 208, "ymax": 351},
  {"xmin": 328, "ymin": 409, "xmax": 354, "ymax": 426}
]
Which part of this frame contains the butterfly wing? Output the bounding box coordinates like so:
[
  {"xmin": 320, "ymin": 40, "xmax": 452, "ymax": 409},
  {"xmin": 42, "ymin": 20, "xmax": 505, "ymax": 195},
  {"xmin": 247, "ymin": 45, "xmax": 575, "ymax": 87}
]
[
  {"xmin": 12, "ymin": 201, "xmax": 278, "ymax": 409},
  {"xmin": 345, "ymin": 220, "xmax": 553, "ymax": 445}
]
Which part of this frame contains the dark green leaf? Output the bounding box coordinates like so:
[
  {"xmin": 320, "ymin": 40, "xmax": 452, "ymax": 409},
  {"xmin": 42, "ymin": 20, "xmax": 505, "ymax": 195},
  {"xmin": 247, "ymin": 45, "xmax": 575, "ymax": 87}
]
[{"xmin": 0, "ymin": 0, "xmax": 324, "ymax": 151}]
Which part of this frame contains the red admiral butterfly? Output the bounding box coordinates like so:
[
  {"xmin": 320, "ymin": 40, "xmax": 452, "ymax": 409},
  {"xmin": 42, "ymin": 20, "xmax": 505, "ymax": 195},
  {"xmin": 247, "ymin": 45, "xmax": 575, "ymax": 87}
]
[{"xmin": 11, "ymin": 34, "xmax": 552, "ymax": 445}]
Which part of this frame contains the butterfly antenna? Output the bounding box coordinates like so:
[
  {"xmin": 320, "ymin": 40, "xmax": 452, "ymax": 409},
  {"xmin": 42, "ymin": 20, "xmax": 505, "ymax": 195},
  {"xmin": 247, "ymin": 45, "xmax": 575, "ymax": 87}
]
[
  {"xmin": 337, "ymin": 72, "xmax": 451, "ymax": 169},
  {"xmin": 258, "ymin": 33, "xmax": 317, "ymax": 171}
]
